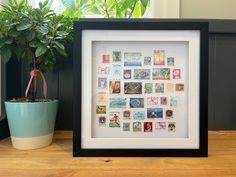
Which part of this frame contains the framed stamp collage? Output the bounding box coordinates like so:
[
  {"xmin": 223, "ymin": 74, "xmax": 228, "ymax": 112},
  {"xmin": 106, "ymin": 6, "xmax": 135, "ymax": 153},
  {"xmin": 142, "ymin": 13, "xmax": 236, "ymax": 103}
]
[{"xmin": 73, "ymin": 20, "xmax": 208, "ymax": 157}]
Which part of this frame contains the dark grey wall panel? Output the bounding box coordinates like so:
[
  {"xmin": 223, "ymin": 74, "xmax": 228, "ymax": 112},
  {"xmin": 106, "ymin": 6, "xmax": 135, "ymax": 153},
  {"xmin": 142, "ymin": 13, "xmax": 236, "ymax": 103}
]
[{"xmin": 210, "ymin": 34, "xmax": 236, "ymax": 130}]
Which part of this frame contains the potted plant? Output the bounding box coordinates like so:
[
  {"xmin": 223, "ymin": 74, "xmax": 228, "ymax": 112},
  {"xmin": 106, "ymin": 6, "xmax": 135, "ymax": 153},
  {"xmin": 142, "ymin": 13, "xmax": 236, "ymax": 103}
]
[{"xmin": 0, "ymin": 0, "xmax": 73, "ymax": 149}]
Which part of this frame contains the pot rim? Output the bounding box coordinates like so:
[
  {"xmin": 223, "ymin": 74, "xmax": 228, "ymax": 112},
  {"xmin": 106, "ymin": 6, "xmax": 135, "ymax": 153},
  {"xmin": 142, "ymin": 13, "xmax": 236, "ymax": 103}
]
[{"xmin": 5, "ymin": 99, "xmax": 59, "ymax": 104}]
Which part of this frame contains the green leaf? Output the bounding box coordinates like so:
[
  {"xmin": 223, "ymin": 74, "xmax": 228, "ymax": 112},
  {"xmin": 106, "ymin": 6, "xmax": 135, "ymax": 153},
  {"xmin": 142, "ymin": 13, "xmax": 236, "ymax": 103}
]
[
  {"xmin": 140, "ymin": 0, "xmax": 148, "ymax": 8},
  {"xmin": 133, "ymin": 1, "xmax": 141, "ymax": 18},
  {"xmin": 0, "ymin": 40, "xmax": 5, "ymax": 48},
  {"xmin": 120, "ymin": 0, "xmax": 134, "ymax": 11},
  {"xmin": 36, "ymin": 26, "xmax": 49, "ymax": 35},
  {"xmin": 1, "ymin": 47, "xmax": 12, "ymax": 62},
  {"xmin": 55, "ymin": 41, "xmax": 65, "ymax": 50},
  {"xmin": 26, "ymin": 31, "xmax": 36, "ymax": 41},
  {"xmin": 16, "ymin": 23, "xmax": 32, "ymax": 31},
  {"xmin": 55, "ymin": 46, "xmax": 67, "ymax": 57},
  {"xmin": 35, "ymin": 44, "xmax": 48, "ymax": 57}
]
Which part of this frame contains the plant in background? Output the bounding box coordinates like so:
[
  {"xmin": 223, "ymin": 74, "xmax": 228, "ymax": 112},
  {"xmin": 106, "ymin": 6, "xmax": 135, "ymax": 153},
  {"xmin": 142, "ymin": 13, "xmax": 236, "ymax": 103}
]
[
  {"xmin": 60, "ymin": 0, "xmax": 150, "ymax": 18},
  {"xmin": 0, "ymin": 0, "xmax": 73, "ymax": 101}
]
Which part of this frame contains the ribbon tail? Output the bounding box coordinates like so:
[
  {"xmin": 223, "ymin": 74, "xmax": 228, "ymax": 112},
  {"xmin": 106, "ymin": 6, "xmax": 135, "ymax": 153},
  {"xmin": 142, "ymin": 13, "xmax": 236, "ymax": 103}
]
[{"xmin": 25, "ymin": 76, "xmax": 34, "ymax": 98}]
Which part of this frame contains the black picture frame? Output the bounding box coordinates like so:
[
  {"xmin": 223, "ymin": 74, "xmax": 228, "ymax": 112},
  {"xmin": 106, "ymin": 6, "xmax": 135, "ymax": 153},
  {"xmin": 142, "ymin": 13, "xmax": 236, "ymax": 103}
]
[{"xmin": 73, "ymin": 19, "xmax": 208, "ymax": 157}]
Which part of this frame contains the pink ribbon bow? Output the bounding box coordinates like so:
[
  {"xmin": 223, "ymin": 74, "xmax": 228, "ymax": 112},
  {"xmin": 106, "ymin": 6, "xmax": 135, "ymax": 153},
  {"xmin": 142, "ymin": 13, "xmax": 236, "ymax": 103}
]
[{"xmin": 25, "ymin": 69, "xmax": 47, "ymax": 98}]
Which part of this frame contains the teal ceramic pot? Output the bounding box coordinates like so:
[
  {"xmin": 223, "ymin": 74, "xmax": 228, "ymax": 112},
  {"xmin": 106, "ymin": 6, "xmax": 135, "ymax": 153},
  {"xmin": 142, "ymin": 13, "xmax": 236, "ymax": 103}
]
[{"xmin": 5, "ymin": 100, "xmax": 58, "ymax": 150}]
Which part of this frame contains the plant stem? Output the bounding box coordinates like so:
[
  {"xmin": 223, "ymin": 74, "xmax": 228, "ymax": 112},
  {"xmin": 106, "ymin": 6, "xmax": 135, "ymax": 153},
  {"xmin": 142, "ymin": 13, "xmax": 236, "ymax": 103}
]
[
  {"xmin": 104, "ymin": 0, "xmax": 110, "ymax": 18},
  {"xmin": 31, "ymin": 48, "xmax": 38, "ymax": 102}
]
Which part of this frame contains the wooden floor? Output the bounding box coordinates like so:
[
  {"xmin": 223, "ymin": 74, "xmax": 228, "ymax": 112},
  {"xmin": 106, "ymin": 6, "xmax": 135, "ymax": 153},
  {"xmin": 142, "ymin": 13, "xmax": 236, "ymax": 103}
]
[{"xmin": 0, "ymin": 131, "xmax": 236, "ymax": 177}]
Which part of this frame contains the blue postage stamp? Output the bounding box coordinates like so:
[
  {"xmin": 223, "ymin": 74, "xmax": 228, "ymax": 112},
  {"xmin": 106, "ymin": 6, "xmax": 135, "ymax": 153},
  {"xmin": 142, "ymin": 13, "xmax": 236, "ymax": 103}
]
[
  {"xmin": 130, "ymin": 98, "xmax": 144, "ymax": 108},
  {"xmin": 124, "ymin": 52, "xmax": 142, "ymax": 66},
  {"xmin": 147, "ymin": 108, "xmax": 163, "ymax": 118},
  {"xmin": 133, "ymin": 111, "xmax": 145, "ymax": 120},
  {"xmin": 109, "ymin": 98, "xmax": 127, "ymax": 108}
]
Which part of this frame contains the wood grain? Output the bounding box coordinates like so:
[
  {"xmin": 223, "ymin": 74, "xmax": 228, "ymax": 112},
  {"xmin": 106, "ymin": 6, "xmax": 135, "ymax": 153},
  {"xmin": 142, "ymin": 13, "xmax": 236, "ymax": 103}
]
[{"xmin": 0, "ymin": 131, "xmax": 236, "ymax": 177}]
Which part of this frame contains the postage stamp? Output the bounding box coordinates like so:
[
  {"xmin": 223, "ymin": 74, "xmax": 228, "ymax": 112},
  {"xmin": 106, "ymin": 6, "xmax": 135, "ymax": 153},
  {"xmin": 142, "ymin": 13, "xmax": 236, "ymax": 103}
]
[
  {"xmin": 130, "ymin": 98, "xmax": 144, "ymax": 108},
  {"xmin": 155, "ymin": 122, "xmax": 166, "ymax": 130},
  {"xmin": 166, "ymin": 83, "xmax": 174, "ymax": 92},
  {"xmin": 109, "ymin": 112, "xmax": 121, "ymax": 127},
  {"xmin": 165, "ymin": 110, "xmax": 173, "ymax": 119},
  {"xmin": 153, "ymin": 50, "xmax": 165, "ymax": 65},
  {"xmin": 155, "ymin": 83, "xmax": 164, "ymax": 93},
  {"xmin": 124, "ymin": 82, "xmax": 142, "ymax": 94},
  {"xmin": 160, "ymin": 97, "xmax": 167, "ymax": 105},
  {"xmin": 98, "ymin": 66, "xmax": 110, "ymax": 75},
  {"xmin": 112, "ymin": 51, "xmax": 122, "ymax": 62},
  {"xmin": 109, "ymin": 98, "xmax": 127, "ymax": 108},
  {"xmin": 98, "ymin": 92, "xmax": 106, "ymax": 104},
  {"xmin": 112, "ymin": 64, "xmax": 122, "ymax": 77},
  {"xmin": 133, "ymin": 111, "xmax": 145, "ymax": 120},
  {"xmin": 147, "ymin": 108, "xmax": 163, "ymax": 118},
  {"xmin": 152, "ymin": 68, "xmax": 170, "ymax": 80},
  {"xmin": 96, "ymin": 105, "xmax": 106, "ymax": 114},
  {"xmin": 168, "ymin": 122, "xmax": 176, "ymax": 132},
  {"xmin": 167, "ymin": 57, "xmax": 174, "ymax": 66},
  {"xmin": 123, "ymin": 110, "xmax": 131, "ymax": 120},
  {"xmin": 109, "ymin": 80, "xmax": 121, "ymax": 94},
  {"xmin": 134, "ymin": 69, "xmax": 151, "ymax": 80},
  {"xmin": 144, "ymin": 56, "xmax": 152, "ymax": 66},
  {"xmin": 124, "ymin": 52, "xmax": 142, "ymax": 66},
  {"xmin": 98, "ymin": 77, "xmax": 107, "ymax": 89},
  {"xmin": 147, "ymin": 96, "xmax": 158, "ymax": 106},
  {"xmin": 170, "ymin": 96, "xmax": 178, "ymax": 107},
  {"xmin": 123, "ymin": 122, "xmax": 130, "ymax": 131},
  {"xmin": 102, "ymin": 54, "xmax": 110, "ymax": 64},
  {"xmin": 176, "ymin": 84, "xmax": 184, "ymax": 91},
  {"xmin": 133, "ymin": 122, "xmax": 142, "ymax": 132},
  {"xmin": 99, "ymin": 116, "xmax": 106, "ymax": 126},
  {"xmin": 173, "ymin": 69, "xmax": 181, "ymax": 79},
  {"xmin": 123, "ymin": 69, "xmax": 132, "ymax": 79},
  {"xmin": 144, "ymin": 122, "xmax": 152, "ymax": 132},
  {"xmin": 144, "ymin": 83, "xmax": 153, "ymax": 94}
]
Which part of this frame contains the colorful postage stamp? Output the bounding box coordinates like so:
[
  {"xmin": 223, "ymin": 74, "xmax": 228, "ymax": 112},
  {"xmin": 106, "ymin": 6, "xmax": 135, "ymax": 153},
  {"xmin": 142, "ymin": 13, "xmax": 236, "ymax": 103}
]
[
  {"xmin": 170, "ymin": 96, "xmax": 178, "ymax": 107},
  {"xmin": 145, "ymin": 83, "xmax": 153, "ymax": 94},
  {"xmin": 155, "ymin": 83, "xmax": 164, "ymax": 93},
  {"xmin": 98, "ymin": 92, "xmax": 106, "ymax": 104},
  {"xmin": 160, "ymin": 97, "xmax": 167, "ymax": 105},
  {"xmin": 134, "ymin": 69, "xmax": 151, "ymax": 80},
  {"xmin": 98, "ymin": 77, "xmax": 107, "ymax": 89},
  {"xmin": 124, "ymin": 52, "xmax": 142, "ymax": 66},
  {"xmin": 133, "ymin": 122, "xmax": 142, "ymax": 132},
  {"xmin": 167, "ymin": 57, "xmax": 174, "ymax": 66},
  {"xmin": 165, "ymin": 110, "xmax": 173, "ymax": 119},
  {"xmin": 99, "ymin": 116, "xmax": 106, "ymax": 126},
  {"xmin": 123, "ymin": 110, "xmax": 131, "ymax": 120},
  {"xmin": 147, "ymin": 96, "xmax": 158, "ymax": 106},
  {"xmin": 133, "ymin": 111, "xmax": 145, "ymax": 120},
  {"xmin": 173, "ymin": 69, "xmax": 181, "ymax": 79},
  {"xmin": 98, "ymin": 66, "xmax": 110, "ymax": 75},
  {"xmin": 130, "ymin": 98, "xmax": 144, "ymax": 108},
  {"xmin": 96, "ymin": 105, "xmax": 106, "ymax": 114},
  {"xmin": 124, "ymin": 82, "xmax": 142, "ymax": 94},
  {"xmin": 112, "ymin": 51, "xmax": 122, "ymax": 62},
  {"xmin": 144, "ymin": 122, "xmax": 152, "ymax": 132},
  {"xmin": 168, "ymin": 122, "xmax": 176, "ymax": 132},
  {"xmin": 109, "ymin": 112, "xmax": 121, "ymax": 127},
  {"xmin": 147, "ymin": 108, "xmax": 163, "ymax": 118},
  {"xmin": 102, "ymin": 54, "xmax": 110, "ymax": 64},
  {"xmin": 166, "ymin": 83, "xmax": 174, "ymax": 92},
  {"xmin": 123, "ymin": 69, "xmax": 132, "ymax": 79},
  {"xmin": 153, "ymin": 50, "xmax": 165, "ymax": 65},
  {"xmin": 152, "ymin": 68, "xmax": 170, "ymax": 80},
  {"xmin": 112, "ymin": 64, "xmax": 122, "ymax": 77},
  {"xmin": 123, "ymin": 122, "xmax": 130, "ymax": 131},
  {"xmin": 155, "ymin": 122, "xmax": 166, "ymax": 130},
  {"xmin": 176, "ymin": 84, "xmax": 184, "ymax": 91},
  {"xmin": 144, "ymin": 56, "xmax": 152, "ymax": 66},
  {"xmin": 109, "ymin": 98, "xmax": 127, "ymax": 108},
  {"xmin": 109, "ymin": 80, "xmax": 121, "ymax": 94}
]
